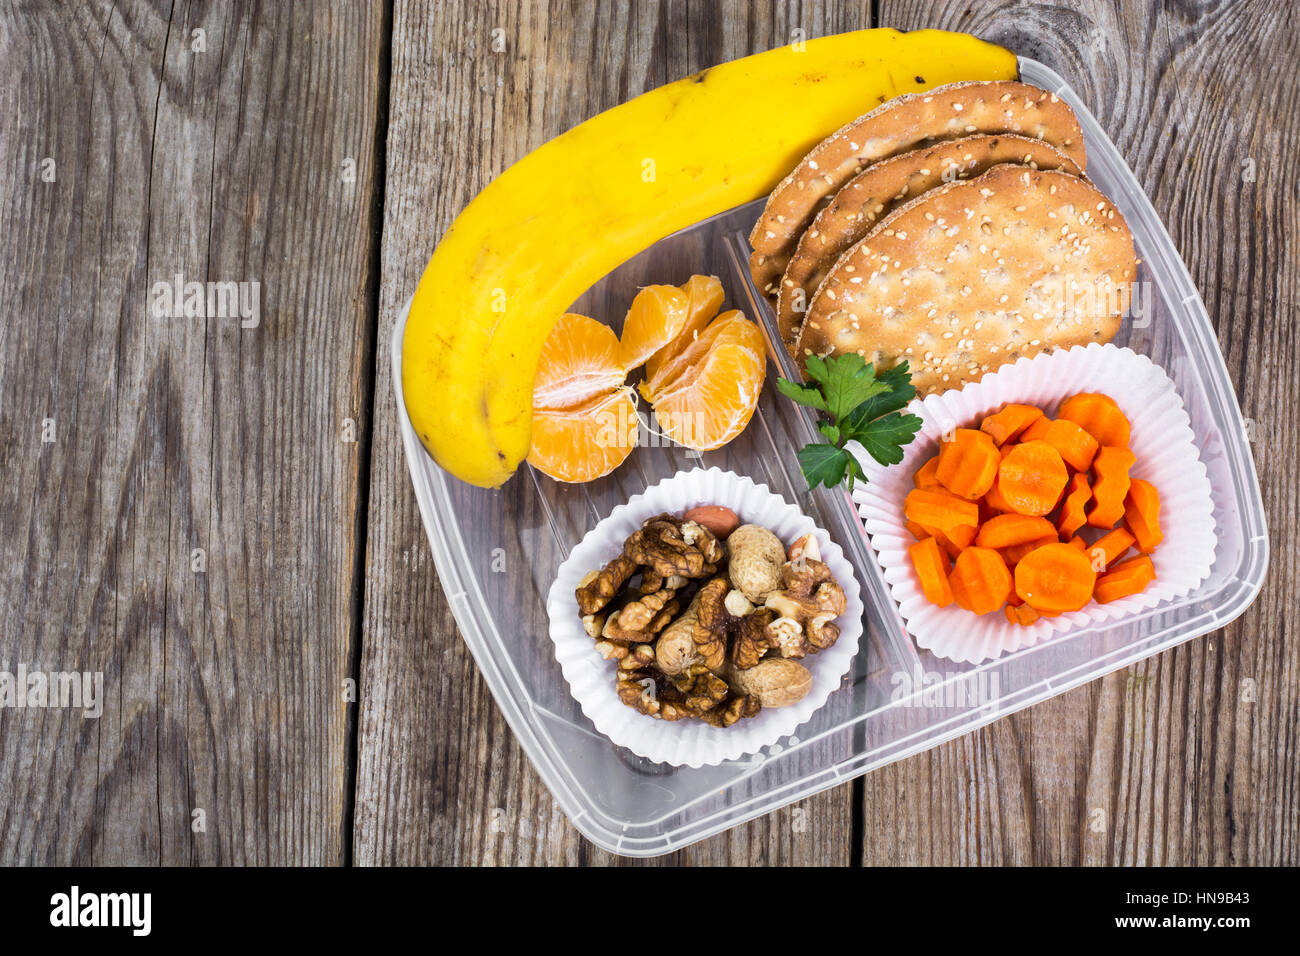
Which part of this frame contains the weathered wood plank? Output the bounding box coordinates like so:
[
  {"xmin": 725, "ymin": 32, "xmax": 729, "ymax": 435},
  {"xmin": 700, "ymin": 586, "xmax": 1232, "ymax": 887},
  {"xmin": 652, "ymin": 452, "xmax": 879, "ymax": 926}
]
[
  {"xmin": 0, "ymin": 0, "xmax": 386, "ymax": 864},
  {"xmin": 864, "ymin": 0, "xmax": 1300, "ymax": 865},
  {"xmin": 352, "ymin": 0, "xmax": 875, "ymax": 866}
]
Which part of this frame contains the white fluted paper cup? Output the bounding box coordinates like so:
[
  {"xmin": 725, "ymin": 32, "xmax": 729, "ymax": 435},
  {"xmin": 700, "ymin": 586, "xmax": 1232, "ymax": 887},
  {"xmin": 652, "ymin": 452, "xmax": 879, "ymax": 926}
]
[
  {"xmin": 852, "ymin": 344, "xmax": 1216, "ymax": 665},
  {"xmin": 547, "ymin": 467, "xmax": 862, "ymax": 767}
]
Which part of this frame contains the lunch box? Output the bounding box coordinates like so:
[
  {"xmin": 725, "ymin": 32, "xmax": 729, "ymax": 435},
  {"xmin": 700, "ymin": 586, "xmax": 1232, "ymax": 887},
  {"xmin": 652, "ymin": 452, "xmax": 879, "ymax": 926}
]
[{"xmin": 391, "ymin": 58, "xmax": 1269, "ymax": 856}]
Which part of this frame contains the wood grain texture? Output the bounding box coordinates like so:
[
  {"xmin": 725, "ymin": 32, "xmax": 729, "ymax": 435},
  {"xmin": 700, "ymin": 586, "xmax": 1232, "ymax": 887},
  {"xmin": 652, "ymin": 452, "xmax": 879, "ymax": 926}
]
[
  {"xmin": 351, "ymin": 0, "xmax": 875, "ymax": 866},
  {"xmin": 0, "ymin": 0, "xmax": 385, "ymax": 864},
  {"xmin": 865, "ymin": 0, "xmax": 1300, "ymax": 865}
]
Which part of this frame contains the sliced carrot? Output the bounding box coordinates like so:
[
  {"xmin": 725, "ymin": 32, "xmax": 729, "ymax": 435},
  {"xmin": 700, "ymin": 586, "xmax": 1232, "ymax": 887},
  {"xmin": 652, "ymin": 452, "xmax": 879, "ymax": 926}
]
[
  {"xmin": 976, "ymin": 514, "xmax": 1057, "ymax": 549},
  {"xmin": 1000, "ymin": 535, "xmax": 1059, "ymax": 567},
  {"xmin": 1124, "ymin": 479, "xmax": 1163, "ymax": 552},
  {"xmin": 948, "ymin": 546, "xmax": 1012, "ymax": 615},
  {"xmin": 935, "ymin": 428, "xmax": 1000, "ymax": 499},
  {"xmin": 1057, "ymin": 473, "xmax": 1092, "ymax": 539},
  {"xmin": 980, "ymin": 403, "xmax": 1044, "ymax": 446},
  {"xmin": 1014, "ymin": 542, "xmax": 1097, "ymax": 613},
  {"xmin": 996, "ymin": 440, "xmax": 1069, "ymax": 516},
  {"xmin": 1039, "ymin": 419, "xmax": 1100, "ymax": 472},
  {"xmin": 904, "ymin": 488, "xmax": 979, "ymax": 539},
  {"xmin": 905, "ymin": 520, "xmax": 929, "ymax": 540},
  {"xmin": 1094, "ymin": 554, "xmax": 1156, "ymax": 603},
  {"xmin": 1066, "ymin": 535, "xmax": 1087, "ymax": 551},
  {"xmin": 1058, "ymin": 393, "xmax": 1131, "ymax": 448},
  {"xmin": 1006, "ymin": 590, "xmax": 1025, "ymax": 607},
  {"xmin": 1087, "ymin": 445, "xmax": 1135, "ymax": 528},
  {"xmin": 939, "ymin": 522, "xmax": 978, "ymax": 559},
  {"xmin": 909, "ymin": 537, "xmax": 954, "ymax": 607},
  {"xmin": 913, "ymin": 455, "xmax": 942, "ymax": 490},
  {"xmin": 1086, "ymin": 526, "xmax": 1135, "ymax": 572},
  {"xmin": 1019, "ymin": 416, "xmax": 1053, "ymax": 443},
  {"xmin": 1004, "ymin": 603, "xmax": 1041, "ymax": 626}
]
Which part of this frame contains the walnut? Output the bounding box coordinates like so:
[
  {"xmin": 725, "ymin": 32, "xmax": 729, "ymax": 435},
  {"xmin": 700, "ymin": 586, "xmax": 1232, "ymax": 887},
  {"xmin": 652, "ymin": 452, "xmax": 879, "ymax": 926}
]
[
  {"xmin": 730, "ymin": 607, "xmax": 779, "ymax": 669},
  {"xmin": 764, "ymin": 557, "xmax": 847, "ymax": 655},
  {"xmin": 576, "ymin": 552, "xmax": 639, "ymax": 615},
  {"xmin": 625, "ymin": 514, "xmax": 723, "ymax": 578},
  {"xmin": 726, "ymin": 524, "xmax": 787, "ymax": 602},
  {"xmin": 602, "ymin": 587, "xmax": 680, "ymax": 642},
  {"xmin": 702, "ymin": 693, "xmax": 761, "ymax": 727}
]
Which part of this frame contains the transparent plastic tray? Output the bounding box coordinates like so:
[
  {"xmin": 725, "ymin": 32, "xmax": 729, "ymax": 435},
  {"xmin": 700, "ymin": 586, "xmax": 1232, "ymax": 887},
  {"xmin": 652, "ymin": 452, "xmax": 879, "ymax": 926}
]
[{"xmin": 391, "ymin": 58, "xmax": 1268, "ymax": 856}]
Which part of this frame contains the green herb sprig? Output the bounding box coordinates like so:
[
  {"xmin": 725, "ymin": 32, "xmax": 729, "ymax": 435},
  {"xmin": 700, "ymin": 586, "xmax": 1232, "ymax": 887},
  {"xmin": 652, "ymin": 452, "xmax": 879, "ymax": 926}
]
[{"xmin": 776, "ymin": 354, "xmax": 923, "ymax": 491}]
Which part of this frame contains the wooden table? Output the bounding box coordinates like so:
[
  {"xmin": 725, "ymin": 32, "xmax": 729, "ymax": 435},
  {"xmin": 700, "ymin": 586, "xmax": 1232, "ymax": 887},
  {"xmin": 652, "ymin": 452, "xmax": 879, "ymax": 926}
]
[{"xmin": 1, "ymin": 0, "xmax": 1295, "ymax": 866}]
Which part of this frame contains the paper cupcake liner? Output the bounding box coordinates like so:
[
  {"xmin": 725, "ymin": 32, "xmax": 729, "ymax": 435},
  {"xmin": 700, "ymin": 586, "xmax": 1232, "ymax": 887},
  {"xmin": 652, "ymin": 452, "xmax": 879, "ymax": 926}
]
[
  {"xmin": 547, "ymin": 467, "xmax": 863, "ymax": 767},
  {"xmin": 852, "ymin": 344, "xmax": 1217, "ymax": 665}
]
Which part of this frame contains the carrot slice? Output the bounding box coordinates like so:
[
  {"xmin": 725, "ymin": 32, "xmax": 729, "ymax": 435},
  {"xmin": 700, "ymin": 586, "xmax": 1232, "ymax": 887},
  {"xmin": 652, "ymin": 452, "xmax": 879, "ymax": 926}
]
[
  {"xmin": 1058, "ymin": 393, "xmax": 1131, "ymax": 447},
  {"xmin": 939, "ymin": 522, "xmax": 977, "ymax": 559},
  {"xmin": 1014, "ymin": 542, "xmax": 1097, "ymax": 613},
  {"xmin": 909, "ymin": 537, "xmax": 954, "ymax": 607},
  {"xmin": 980, "ymin": 403, "xmax": 1044, "ymax": 446},
  {"xmin": 1057, "ymin": 473, "xmax": 1092, "ymax": 539},
  {"xmin": 913, "ymin": 455, "xmax": 942, "ymax": 490},
  {"xmin": 1086, "ymin": 526, "xmax": 1135, "ymax": 572},
  {"xmin": 1039, "ymin": 419, "xmax": 1100, "ymax": 472},
  {"xmin": 948, "ymin": 547, "xmax": 1012, "ymax": 615},
  {"xmin": 904, "ymin": 488, "xmax": 979, "ymax": 539},
  {"xmin": 1004, "ymin": 603, "xmax": 1041, "ymax": 625},
  {"xmin": 996, "ymin": 440, "xmax": 1069, "ymax": 516},
  {"xmin": 905, "ymin": 520, "xmax": 929, "ymax": 540},
  {"xmin": 1066, "ymin": 535, "xmax": 1087, "ymax": 551},
  {"xmin": 935, "ymin": 428, "xmax": 1000, "ymax": 499},
  {"xmin": 1000, "ymin": 535, "xmax": 1058, "ymax": 567},
  {"xmin": 1087, "ymin": 445, "xmax": 1135, "ymax": 528},
  {"xmin": 976, "ymin": 514, "xmax": 1057, "ymax": 549},
  {"xmin": 1124, "ymin": 479, "xmax": 1163, "ymax": 552},
  {"xmin": 1019, "ymin": 416, "xmax": 1053, "ymax": 443},
  {"xmin": 1094, "ymin": 554, "xmax": 1156, "ymax": 603}
]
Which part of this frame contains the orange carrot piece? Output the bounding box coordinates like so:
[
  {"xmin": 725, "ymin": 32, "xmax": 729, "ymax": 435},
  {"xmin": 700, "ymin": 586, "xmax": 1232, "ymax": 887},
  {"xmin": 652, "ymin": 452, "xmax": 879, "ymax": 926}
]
[
  {"xmin": 1000, "ymin": 535, "xmax": 1059, "ymax": 567},
  {"xmin": 1057, "ymin": 473, "xmax": 1092, "ymax": 539},
  {"xmin": 1004, "ymin": 603, "xmax": 1041, "ymax": 626},
  {"xmin": 1094, "ymin": 554, "xmax": 1156, "ymax": 603},
  {"xmin": 1014, "ymin": 542, "xmax": 1097, "ymax": 613},
  {"xmin": 1058, "ymin": 393, "xmax": 1131, "ymax": 448},
  {"xmin": 913, "ymin": 455, "xmax": 942, "ymax": 490},
  {"xmin": 940, "ymin": 522, "xmax": 978, "ymax": 559},
  {"xmin": 1087, "ymin": 445, "xmax": 1135, "ymax": 528},
  {"xmin": 936, "ymin": 428, "xmax": 1000, "ymax": 499},
  {"xmin": 980, "ymin": 403, "xmax": 1044, "ymax": 446},
  {"xmin": 909, "ymin": 537, "xmax": 955, "ymax": 607},
  {"xmin": 976, "ymin": 513, "xmax": 1057, "ymax": 549},
  {"xmin": 948, "ymin": 546, "xmax": 1012, "ymax": 615},
  {"xmin": 1066, "ymin": 535, "xmax": 1087, "ymax": 551},
  {"xmin": 996, "ymin": 440, "xmax": 1069, "ymax": 516},
  {"xmin": 905, "ymin": 520, "xmax": 929, "ymax": 540},
  {"xmin": 1039, "ymin": 418, "xmax": 1100, "ymax": 472},
  {"xmin": 1124, "ymin": 479, "xmax": 1163, "ymax": 552},
  {"xmin": 904, "ymin": 488, "xmax": 979, "ymax": 540},
  {"xmin": 1085, "ymin": 526, "xmax": 1135, "ymax": 572},
  {"xmin": 1019, "ymin": 416, "xmax": 1053, "ymax": 443}
]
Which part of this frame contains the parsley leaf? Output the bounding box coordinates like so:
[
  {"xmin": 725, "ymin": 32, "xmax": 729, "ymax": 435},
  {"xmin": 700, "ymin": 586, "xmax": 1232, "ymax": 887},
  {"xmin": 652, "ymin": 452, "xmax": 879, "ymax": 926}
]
[{"xmin": 778, "ymin": 355, "xmax": 921, "ymax": 492}]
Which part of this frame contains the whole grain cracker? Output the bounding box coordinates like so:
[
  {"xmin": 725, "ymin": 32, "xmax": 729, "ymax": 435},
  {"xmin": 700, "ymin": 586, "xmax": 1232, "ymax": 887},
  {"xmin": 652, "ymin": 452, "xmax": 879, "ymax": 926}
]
[
  {"xmin": 775, "ymin": 134, "xmax": 1081, "ymax": 353},
  {"xmin": 794, "ymin": 165, "xmax": 1137, "ymax": 396},
  {"xmin": 748, "ymin": 81, "xmax": 1087, "ymax": 295}
]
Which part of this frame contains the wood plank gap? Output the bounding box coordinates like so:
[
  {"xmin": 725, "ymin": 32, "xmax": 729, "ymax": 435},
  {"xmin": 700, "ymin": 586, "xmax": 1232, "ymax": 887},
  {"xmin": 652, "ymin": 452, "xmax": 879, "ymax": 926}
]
[{"xmin": 342, "ymin": 0, "xmax": 396, "ymax": 869}]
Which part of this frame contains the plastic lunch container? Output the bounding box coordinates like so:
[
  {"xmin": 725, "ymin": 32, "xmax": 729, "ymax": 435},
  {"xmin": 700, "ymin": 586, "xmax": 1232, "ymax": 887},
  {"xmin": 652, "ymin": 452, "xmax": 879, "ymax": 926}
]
[{"xmin": 391, "ymin": 58, "xmax": 1269, "ymax": 856}]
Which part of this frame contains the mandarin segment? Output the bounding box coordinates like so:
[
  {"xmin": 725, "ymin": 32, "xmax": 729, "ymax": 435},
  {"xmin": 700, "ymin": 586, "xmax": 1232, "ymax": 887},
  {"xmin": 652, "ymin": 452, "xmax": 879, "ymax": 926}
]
[
  {"xmin": 532, "ymin": 312, "xmax": 628, "ymax": 410},
  {"xmin": 527, "ymin": 388, "xmax": 638, "ymax": 483},
  {"xmin": 619, "ymin": 285, "xmax": 689, "ymax": 370}
]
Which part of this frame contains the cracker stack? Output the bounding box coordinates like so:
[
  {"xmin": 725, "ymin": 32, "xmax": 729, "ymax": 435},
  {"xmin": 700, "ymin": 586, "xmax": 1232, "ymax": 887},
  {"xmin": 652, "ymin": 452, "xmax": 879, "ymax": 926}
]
[{"xmin": 749, "ymin": 79, "xmax": 1138, "ymax": 396}]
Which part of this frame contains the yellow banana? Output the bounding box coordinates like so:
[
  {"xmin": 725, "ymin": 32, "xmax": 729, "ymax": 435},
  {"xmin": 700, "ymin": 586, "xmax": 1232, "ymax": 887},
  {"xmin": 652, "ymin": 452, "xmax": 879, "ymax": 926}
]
[{"xmin": 402, "ymin": 28, "xmax": 1016, "ymax": 487}]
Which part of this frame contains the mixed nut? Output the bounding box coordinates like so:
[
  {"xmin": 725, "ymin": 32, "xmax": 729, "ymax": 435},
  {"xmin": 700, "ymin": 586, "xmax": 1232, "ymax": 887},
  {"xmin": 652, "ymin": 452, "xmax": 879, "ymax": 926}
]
[{"xmin": 575, "ymin": 507, "xmax": 847, "ymax": 727}]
